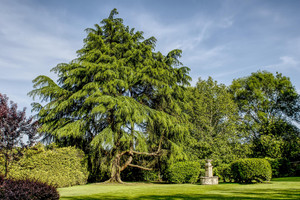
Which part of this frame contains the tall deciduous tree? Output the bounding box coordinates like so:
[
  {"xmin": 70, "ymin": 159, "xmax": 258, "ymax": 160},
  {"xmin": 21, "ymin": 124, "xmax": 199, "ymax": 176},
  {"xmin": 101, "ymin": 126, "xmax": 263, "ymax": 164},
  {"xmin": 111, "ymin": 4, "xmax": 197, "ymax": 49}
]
[
  {"xmin": 0, "ymin": 93, "xmax": 38, "ymax": 177},
  {"xmin": 185, "ymin": 77, "xmax": 247, "ymax": 163},
  {"xmin": 229, "ymin": 71, "xmax": 300, "ymax": 160},
  {"xmin": 29, "ymin": 9, "xmax": 190, "ymax": 183}
]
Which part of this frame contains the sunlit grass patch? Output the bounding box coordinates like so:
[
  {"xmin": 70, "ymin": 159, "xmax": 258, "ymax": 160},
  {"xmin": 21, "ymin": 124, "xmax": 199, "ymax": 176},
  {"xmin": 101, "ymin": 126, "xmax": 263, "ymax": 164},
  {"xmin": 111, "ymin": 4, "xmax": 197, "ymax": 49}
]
[{"xmin": 58, "ymin": 177, "xmax": 300, "ymax": 200}]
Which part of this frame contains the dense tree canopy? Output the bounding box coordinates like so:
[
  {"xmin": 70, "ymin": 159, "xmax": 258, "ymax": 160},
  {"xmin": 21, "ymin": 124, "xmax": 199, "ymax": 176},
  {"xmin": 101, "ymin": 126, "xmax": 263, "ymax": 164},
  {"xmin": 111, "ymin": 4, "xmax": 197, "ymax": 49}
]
[
  {"xmin": 230, "ymin": 71, "xmax": 300, "ymax": 161},
  {"xmin": 185, "ymin": 77, "xmax": 248, "ymax": 164},
  {"xmin": 0, "ymin": 93, "xmax": 38, "ymax": 177},
  {"xmin": 29, "ymin": 9, "xmax": 191, "ymax": 183}
]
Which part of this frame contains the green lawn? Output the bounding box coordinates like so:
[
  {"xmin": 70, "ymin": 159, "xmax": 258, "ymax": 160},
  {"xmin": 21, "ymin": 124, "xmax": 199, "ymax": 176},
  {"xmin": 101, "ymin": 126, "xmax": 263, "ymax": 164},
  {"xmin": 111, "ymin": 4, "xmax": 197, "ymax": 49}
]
[{"xmin": 58, "ymin": 177, "xmax": 300, "ymax": 200}]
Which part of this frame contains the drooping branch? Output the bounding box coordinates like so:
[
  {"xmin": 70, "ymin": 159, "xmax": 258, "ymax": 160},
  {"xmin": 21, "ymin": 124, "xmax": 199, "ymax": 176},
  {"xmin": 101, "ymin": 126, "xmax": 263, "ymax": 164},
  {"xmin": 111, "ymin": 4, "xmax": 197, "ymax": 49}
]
[
  {"xmin": 128, "ymin": 163, "xmax": 153, "ymax": 171},
  {"xmin": 131, "ymin": 150, "xmax": 160, "ymax": 156},
  {"xmin": 119, "ymin": 135, "xmax": 164, "ymax": 172},
  {"xmin": 119, "ymin": 135, "xmax": 164, "ymax": 157}
]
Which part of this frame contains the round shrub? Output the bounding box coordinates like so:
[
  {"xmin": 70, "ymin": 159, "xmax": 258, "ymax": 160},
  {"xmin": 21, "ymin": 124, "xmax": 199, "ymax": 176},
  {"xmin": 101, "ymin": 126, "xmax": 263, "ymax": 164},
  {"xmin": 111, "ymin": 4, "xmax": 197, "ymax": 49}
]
[
  {"xmin": 0, "ymin": 175, "xmax": 59, "ymax": 200},
  {"xmin": 168, "ymin": 161, "xmax": 201, "ymax": 183},
  {"xmin": 231, "ymin": 158, "xmax": 272, "ymax": 183}
]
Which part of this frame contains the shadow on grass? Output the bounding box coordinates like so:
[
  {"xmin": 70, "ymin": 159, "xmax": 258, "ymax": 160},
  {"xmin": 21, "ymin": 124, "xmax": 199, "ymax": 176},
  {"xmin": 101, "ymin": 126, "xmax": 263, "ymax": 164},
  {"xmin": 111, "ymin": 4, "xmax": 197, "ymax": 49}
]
[
  {"xmin": 271, "ymin": 177, "xmax": 300, "ymax": 182},
  {"xmin": 61, "ymin": 188, "xmax": 300, "ymax": 200}
]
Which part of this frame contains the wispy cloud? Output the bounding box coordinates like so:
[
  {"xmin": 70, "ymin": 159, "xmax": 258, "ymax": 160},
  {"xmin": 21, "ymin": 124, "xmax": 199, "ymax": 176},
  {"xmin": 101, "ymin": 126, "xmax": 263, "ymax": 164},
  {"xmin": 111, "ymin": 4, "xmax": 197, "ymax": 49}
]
[
  {"xmin": 0, "ymin": 0, "xmax": 83, "ymax": 110},
  {"xmin": 263, "ymin": 56, "xmax": 300, "ymax": 72},
  {"xmin": 1, "ymin": 0, "xmax": 300, "ymax": 112}
]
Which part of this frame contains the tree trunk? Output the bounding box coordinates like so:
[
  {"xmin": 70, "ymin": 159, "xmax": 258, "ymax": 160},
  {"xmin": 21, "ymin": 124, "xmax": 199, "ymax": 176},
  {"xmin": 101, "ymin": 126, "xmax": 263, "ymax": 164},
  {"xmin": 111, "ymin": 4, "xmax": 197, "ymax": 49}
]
[
  {"xmin": 105, "ymin": 155, "xmax": 123, "ymax": 183},
  {"xmin": 4, "ymin": 151, "xmax": 9, "ymax": 178},
  {"xmin": 4, "ymin": 154, "xmax": 8, "ymax": 177}
]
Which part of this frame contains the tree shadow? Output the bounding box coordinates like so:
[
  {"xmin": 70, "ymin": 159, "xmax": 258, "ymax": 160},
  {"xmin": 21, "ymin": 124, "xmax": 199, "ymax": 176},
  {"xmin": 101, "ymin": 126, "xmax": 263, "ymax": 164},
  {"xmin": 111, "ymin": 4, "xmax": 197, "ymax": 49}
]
[{"xmin": 61, "ymin": 188, "xmax": 300, "ymax": 200}]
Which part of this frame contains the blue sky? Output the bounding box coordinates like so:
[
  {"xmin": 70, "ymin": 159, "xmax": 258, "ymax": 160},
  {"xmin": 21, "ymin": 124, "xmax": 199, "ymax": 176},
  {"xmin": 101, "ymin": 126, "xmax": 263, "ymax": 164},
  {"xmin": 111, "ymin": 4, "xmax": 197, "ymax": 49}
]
[{"xmin": 1, "ymin": 0, "xmax": 300, "ymax": 115}]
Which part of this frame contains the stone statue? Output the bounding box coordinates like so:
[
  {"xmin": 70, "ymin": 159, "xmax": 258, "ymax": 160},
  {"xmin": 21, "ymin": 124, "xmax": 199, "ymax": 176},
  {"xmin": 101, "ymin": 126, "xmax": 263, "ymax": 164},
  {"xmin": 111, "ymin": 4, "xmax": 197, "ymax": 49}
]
[{"xmin": 200, "ymin": 159, "xmax": 218, "ymax": 185}]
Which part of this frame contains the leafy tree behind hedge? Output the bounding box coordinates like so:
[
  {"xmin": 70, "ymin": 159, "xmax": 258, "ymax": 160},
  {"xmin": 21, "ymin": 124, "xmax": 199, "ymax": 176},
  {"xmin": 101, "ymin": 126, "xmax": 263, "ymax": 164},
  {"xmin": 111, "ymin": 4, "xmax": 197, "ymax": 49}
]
[
  {"xmin": 0, "ymin": 93, "xmax": 39, "ymax": 177},
  {"xmin": 185, "ymin": 77, "xmax": 249, "ymax": 163},
  {"xmin": 0, "ymin": 143, "xmax": 88, "ymax": 188},
  {"xmin": 230, "ymin": 71, "xmax": 300, "ymax": 161}
]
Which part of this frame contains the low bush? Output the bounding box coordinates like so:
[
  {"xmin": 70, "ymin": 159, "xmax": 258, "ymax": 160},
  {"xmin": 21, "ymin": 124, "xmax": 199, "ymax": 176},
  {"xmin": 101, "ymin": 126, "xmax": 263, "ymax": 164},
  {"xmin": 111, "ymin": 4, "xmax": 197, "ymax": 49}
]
[
  {"xmin": 0, "ymin": 143, "xmax": 88, "ymax": 187},
  {"xmin": 265, "ymin": 157, "xmax": 300, "ymax": 177},
  {"xmin": 121, "ymin": 165, "xmax": 161, "ymax": 182},
  {"xmin": 231, "ymin": 158, "xmax": 272, "ymax": 183},
  {"xmin": 265, "ymin": 157, "xmax": 281, "ymax": 177},
  {"xmin": 167, "ymin": 161, "xmax": 201, "ymax": 183},
  {"xmin": 214, "ymin": 164, "xmax": 233, "ymax": 182},
  {"xmin": 0, "ymin": 175, "xmax": 59, "ymax": 200}
]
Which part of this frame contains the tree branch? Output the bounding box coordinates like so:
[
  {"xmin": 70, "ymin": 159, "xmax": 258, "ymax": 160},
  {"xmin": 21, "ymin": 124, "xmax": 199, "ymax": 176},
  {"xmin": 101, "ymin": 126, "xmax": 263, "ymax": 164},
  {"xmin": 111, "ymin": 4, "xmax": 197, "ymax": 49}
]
[
  {"xmin": 131, "ymin": 135, "xmax": 164, "ymax": 156},
  {"xmin": 120, "ymin": 156, "xmax": 133, "ymax": 172},
  {"xmin": 128, "ymin": 164, "xmax": 153, "ymax": 171}
]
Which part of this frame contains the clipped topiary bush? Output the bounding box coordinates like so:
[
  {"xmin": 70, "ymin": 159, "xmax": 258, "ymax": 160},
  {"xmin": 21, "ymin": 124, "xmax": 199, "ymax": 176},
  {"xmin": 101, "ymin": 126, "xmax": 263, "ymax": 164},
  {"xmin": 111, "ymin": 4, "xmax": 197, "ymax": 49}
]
[
  {"xmin": 0, "ymin": 175, "xmax": 59, "ymax": 200},
  {"xmin": 231, "ymin": 158, "xmax": 272, "ymax": 183},
  {"xmin": 0, "ymin": 143, "xmax": 88, "ymax": 188},
  {"xmin": 168, "ymin": 161, "xmax": 201, "ymax": 183}
]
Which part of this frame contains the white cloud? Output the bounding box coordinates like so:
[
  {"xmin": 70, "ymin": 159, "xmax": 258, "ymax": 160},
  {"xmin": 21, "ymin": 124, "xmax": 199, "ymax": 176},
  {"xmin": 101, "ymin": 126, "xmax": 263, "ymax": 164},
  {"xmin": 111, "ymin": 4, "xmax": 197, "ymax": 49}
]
[
  {"xmin": 264, "ymin": 56, "xmax": 300, "ymax": 72},
  {"xmin": 126, "ymin": 11, "xmax": 214, "ymax": 53},
  {"xmin": 279, "ymin": 56, "xmax": 298, "ymax": 66}
]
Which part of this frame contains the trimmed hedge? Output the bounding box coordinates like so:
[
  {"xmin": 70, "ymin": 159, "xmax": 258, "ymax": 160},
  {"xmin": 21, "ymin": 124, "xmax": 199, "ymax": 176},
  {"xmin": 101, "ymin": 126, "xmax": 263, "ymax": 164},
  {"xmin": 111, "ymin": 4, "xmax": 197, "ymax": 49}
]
[
  {"xmin": 0, "ymin": 175, "xmax": 59, "ymax": 200},
  {"xmin": 168, "ymin": 161, "xmax": 201, "ymax": 183},
  {"xmin": 231, "ymin": 158, "xmax": 272, "ymax": 183},
  {"xmin": 0, "ymin": 143, "xmax": 88, "ymax": 188},
  {"xmin": 214, "ymin": 164, "xmax": 233, "ymax": 182}
]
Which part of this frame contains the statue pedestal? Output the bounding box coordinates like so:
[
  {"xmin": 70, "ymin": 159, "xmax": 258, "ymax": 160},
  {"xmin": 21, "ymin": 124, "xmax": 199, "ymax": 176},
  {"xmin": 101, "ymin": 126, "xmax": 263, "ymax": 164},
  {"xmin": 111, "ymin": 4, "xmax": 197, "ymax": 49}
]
[
  {"xmin": 199, "ymin": 176, "xmax": 219, "ymax": 185},
  {"xmin": 200, "ymin": 159, "xmax": 218, "ymax": 185}
]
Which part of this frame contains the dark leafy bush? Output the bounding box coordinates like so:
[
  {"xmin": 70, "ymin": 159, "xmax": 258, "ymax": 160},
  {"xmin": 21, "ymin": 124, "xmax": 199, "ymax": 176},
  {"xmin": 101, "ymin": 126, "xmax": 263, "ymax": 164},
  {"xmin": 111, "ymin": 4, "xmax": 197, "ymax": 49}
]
[
  {"xmin": 231, "ymin": 158, "xmax": 272, "ymax": 183},
  {"xmin": 265, "ymin": 157, "xmax": 281, "ymax": 177},
  {"xmin": 121, "ymin": 166, "xmax": 147, "ymax": 182},
  {"xmin": 214, "ymin": 164, "xmax": 233, "ymax": 182},
  {"xmin": 167, "ymin": 161, "xmax": 201, "ymax": 183},
  {"xmin": 0, "ymin": 143, "xmax": 88, "ymax": 187},
  {"xmin": 121, "ymin": 167, "xmax": 159, "ymax": 182},
  {"xmin": 265, "ymin": 157, "xmax": 300, "ymax": 177},
  {"xmin": 0, "ymin": 175, "xmax": 59, "ymax": 200}
]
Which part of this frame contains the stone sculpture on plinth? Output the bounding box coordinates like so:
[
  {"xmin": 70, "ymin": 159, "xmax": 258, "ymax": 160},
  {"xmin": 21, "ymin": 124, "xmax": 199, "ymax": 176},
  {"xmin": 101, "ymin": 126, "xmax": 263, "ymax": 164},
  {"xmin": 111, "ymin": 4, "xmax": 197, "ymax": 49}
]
[{"xmin": 200, "ymin": 159, "xmax": 218, "ymax": 185}]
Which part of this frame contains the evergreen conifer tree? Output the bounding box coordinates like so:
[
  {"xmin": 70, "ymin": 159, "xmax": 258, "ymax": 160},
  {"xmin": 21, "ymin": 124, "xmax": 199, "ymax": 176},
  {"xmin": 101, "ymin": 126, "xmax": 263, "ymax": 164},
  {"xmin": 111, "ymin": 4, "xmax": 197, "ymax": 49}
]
[{"xmin": 29, "ymin": 9, "xmax": 191, "ymax": 183}]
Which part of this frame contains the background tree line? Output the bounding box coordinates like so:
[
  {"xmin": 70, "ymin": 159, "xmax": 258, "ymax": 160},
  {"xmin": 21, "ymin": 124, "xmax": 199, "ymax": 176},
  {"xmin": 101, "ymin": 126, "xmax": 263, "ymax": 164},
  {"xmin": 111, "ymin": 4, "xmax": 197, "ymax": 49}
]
[{"xmin": 1, "ymin": 9, "xmax": 299, "ymax": 183}]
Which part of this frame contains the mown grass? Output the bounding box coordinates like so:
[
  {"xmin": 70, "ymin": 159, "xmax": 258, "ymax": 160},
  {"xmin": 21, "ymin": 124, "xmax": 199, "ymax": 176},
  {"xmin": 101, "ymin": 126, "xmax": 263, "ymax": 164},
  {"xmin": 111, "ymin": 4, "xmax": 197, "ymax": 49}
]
[{"xmin": 58, "ymin": 177, "xmax": 300, "ymax": 200}]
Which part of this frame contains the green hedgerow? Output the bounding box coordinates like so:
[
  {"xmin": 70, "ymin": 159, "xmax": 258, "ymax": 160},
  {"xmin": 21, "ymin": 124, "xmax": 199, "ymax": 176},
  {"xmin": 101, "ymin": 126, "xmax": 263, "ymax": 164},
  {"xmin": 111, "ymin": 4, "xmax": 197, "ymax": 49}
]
[
  {"xmin": 167, "ymin": 161, "xmax": 201, "ymax": 184},
  {"xmin": 0, "ymin": 143, "xmax": 88, "ymax": 188},
  {"xmin": 214, "ymin": 163, "xmax": 233, "ymax": 182},
  {"xmin": 231, "ymin": 158, "xmax": 272, "ymax": 183}
]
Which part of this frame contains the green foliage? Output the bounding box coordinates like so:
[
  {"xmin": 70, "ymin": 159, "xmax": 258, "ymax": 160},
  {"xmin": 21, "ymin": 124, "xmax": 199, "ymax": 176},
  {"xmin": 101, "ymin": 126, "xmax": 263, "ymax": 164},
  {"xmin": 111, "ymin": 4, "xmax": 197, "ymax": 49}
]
[
  {"xmin": 253, "ymin": 135, "xmax": 284, "ymax": 159},
  {"xmin": 185, "ymin": 77, "xmax": 249, "ymax": 163},
  {"xmin": 230, "ymin": 71, "xmax": 300, "ymax": 162},
  {"xmin": 214, "ymin": 164, "xmax": 233, "ymax": 182},
  {"xmin": 265, "ymin": 157, "xmax": 281, "ymax": 177},
  {"xmin": 231, "ymin": 158, "xmax": 272, "ymax": 183},
  {"xmin": 167, "ymin": 161, "xmax": 201, "ymax": 183},
  {"xmin": 121, "ymin": 167, "xmax": 159, "ymax": 182},
  {"xmin": 0, "ymin": 143, "xmax": 88, "ymax": 187}
]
